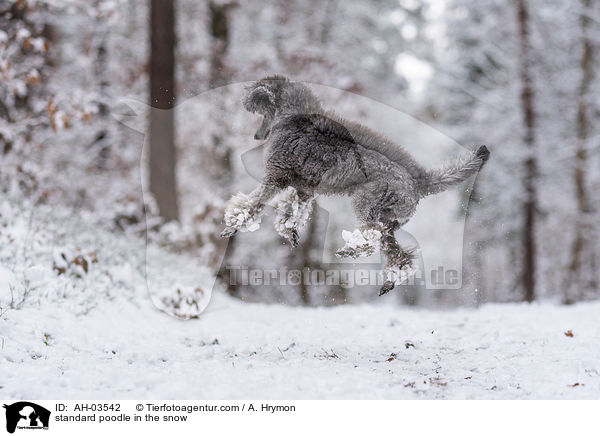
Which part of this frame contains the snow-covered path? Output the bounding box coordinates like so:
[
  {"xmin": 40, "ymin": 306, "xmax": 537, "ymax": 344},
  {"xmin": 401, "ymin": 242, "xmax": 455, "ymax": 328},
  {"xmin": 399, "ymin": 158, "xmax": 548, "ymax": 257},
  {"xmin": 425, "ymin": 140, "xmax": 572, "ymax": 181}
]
[{"xmin": 2, "ymin": 293, "xmax": 599, "ymax": 399}]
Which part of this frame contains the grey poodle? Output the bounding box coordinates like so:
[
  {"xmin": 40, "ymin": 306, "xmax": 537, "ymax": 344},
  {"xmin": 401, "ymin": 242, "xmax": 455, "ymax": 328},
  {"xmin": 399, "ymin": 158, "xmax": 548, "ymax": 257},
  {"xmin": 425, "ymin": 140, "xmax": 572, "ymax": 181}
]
[{"xmin": 221, "ymin": 75, "xmax": 489, "ymax": 295}]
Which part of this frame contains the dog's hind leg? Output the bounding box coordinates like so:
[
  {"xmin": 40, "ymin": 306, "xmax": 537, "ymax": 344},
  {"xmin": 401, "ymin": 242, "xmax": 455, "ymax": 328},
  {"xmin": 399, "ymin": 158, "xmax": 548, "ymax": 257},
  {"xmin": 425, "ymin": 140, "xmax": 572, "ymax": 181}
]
[
  {"xmin": 221, "ymin": 183, "xmax": 281, "ymax": 237},
  {"xmin": 378, "ymin": 220, "xmax": 418, "ymax": 295},
  {"xmin": 342, "ymin": 183, "xmax": 418, "ymax": 295},
  {"xmin": 273, "ymin": 188, "xmax": 315, "ymax": 247},
  {"xmin": 335, "ymin": 185, "xmax": 387, "ymax": 259},
  {"xmin": 334, "ymin": 184, "xmax": 383, "ymax": 259}
]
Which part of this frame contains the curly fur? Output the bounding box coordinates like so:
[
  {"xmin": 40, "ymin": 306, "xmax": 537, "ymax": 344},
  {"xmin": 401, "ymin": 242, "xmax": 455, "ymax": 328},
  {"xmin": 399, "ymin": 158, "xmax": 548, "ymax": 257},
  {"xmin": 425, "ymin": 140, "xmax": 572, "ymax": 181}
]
[{"xmin": 223, "ymin": 76, "xmax": 490, "ymax": 295}]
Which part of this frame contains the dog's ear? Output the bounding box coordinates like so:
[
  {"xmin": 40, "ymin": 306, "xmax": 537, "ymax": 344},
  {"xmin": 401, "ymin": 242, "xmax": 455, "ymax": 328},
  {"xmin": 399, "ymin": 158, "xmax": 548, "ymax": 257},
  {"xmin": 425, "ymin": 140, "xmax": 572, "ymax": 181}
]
[{"xmin": 243, "ymin": 84, "xmax": 275, "ymax": 114}]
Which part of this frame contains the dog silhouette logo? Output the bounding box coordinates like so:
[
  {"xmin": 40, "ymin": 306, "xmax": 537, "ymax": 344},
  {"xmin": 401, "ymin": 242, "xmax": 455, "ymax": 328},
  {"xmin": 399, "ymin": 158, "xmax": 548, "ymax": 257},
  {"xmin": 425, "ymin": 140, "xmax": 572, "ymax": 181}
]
[{"xmin": 3, "ymin": 402, "xmax": 50, "ymax": 433}]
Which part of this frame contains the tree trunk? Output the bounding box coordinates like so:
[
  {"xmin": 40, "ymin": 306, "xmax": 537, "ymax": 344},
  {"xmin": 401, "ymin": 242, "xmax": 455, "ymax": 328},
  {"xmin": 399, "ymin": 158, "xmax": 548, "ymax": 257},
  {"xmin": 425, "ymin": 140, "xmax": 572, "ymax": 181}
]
[
  {"xmin": 92, "ymin": 0, "xmax": 109, "ymax": 169},
  {"xmin": 149, "ymin": 0, "xmax": 178, "ymax": 222},
  {"xmin": 205, "ymin": 0, "xmax": 235, "ymax": 186},
  {"xmin": 320, "ymin": 0, "xmax": 338, "ymax": 45},
  {"xmin": 209, "ymin": 1, "xmax": 236, "ymax": 88},
  {"xmin": 207, "ymin": 1, "xmax": 238, "ymax": 295},
  {"xmin": 516, "ymin": 0, "xmax": 537, "ymax": 302},
  {"xmin": 566, "ymin": 0, "xmax": 593, "ymax": 304}
]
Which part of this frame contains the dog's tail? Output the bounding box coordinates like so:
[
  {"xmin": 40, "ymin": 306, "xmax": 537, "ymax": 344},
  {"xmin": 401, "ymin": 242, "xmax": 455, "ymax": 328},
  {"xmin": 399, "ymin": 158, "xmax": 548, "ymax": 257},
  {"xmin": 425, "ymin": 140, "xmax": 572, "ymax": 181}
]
[{"xmin": 418, "ymin": 145, "xmax": 490, "ymax": 197}]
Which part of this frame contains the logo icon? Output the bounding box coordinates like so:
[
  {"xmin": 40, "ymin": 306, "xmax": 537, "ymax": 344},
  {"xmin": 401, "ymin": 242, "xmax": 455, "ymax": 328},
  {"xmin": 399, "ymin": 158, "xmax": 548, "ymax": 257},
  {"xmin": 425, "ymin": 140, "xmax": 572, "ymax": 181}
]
[{"xmin": 3, "ymin": 402, "xmax": 50, "ymax": 434}]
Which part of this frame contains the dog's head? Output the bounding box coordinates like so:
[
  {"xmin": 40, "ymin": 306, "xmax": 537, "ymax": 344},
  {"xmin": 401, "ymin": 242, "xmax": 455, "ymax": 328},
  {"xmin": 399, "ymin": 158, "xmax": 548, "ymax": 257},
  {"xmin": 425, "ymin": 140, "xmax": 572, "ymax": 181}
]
[
  {"xmin": 243, "ymin": 75, "xmax": 288, "ymax": 140},
  {"xmin": 243, "ymin": 75, "xmax": 322, "ymax": 140}
]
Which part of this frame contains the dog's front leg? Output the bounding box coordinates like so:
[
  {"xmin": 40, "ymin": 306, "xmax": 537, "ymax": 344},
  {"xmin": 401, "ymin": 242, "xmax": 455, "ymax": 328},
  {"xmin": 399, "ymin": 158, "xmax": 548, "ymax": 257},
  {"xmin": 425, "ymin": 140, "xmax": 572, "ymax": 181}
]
[
  {"xmin": 273, "ymin": 188, "xmax": 315, "ymax": 247},
  {"xmin": 221, "ymin": 184, "xmax": 280, "ymax": 237}
]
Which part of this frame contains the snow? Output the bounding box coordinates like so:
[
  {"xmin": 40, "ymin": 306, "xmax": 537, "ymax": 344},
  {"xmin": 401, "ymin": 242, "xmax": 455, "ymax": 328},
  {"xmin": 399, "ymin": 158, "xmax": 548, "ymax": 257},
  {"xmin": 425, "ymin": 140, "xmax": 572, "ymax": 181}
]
[
  {"xmin": 0, "ymin": 266, "xmax": 18, "ymax": 306},
  {"xmin": 273, "ymin": 187, "xmax": 313, "ymax": 239},
  {"xmin": 3, "ymin": 292, "xmax": 600, "ymax": 399},
  {"xmin": 336, "ymin": 228, "xmax": 382, "ymax": 258},
  {"xmin": 342, "ymin": 228, "xmax": 382, "ymax": 251},
  {"xmin": 223, "ymin": 192, "xmax": 262, "ymax": 233},
  {"xmin": 1, "ymin": 200, "xmax": 599, "ymax": 399}
]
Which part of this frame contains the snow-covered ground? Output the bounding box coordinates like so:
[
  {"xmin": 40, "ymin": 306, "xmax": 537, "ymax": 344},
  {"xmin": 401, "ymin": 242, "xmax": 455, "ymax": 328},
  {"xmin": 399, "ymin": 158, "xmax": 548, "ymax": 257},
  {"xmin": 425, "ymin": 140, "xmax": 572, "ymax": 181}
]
[{"xmin": 1, "ymin": 200, "xmax": 599, "ymax": 399}]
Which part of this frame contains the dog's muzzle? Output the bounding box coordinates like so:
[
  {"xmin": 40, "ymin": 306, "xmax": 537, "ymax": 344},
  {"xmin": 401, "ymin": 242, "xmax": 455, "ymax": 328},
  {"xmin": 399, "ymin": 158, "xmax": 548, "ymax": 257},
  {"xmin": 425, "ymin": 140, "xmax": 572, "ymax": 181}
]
[{"xmin": 254, "ymin": 116, "xmax": 272, "ymax": 140}]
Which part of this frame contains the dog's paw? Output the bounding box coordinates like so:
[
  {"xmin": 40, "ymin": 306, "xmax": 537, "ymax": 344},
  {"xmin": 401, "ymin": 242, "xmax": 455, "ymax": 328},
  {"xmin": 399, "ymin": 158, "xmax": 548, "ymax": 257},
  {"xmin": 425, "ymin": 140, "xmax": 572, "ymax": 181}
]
[
  {"xmin": 335, "ymin": 228, "xmax": 381, "ymax": 259},
  {"xmin": 379, "ymin": 280, "xmax": 395, "ymax": 296},
  {"xmin": 476, "ymin": 145, "xmax": 490, "ymax": 162},
  {"xmin": 220, "ymin": 227, "xmax": 238, "ymax": 238},
  {"xmin": 223, "ymin": 192, "xmax": 262, "ymax": 233},
  {"xmin": 382, "ymin": 262, "xmax": 416, "ymax": 292},
  {"xmin": 289, "ymin": 229, "xmax": 299, "ymax": 248},
  {"xmin": 278, "ymin": 228, "xmax": 299, "ymax": 248},
  {"xmin": 273, "ymin": 189, "xmax": 313, "ymax": 240}
]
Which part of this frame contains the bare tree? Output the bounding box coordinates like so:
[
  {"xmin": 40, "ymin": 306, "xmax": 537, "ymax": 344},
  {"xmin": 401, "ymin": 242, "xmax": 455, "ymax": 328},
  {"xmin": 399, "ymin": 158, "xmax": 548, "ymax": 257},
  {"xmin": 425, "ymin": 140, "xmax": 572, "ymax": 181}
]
[
  {"xmin": 149, "ymin": 0, "xmax": 178, "ymax": 221},
  {"xmin": 206, "ymin": 0, "xmax": 239, "ymax": 295},
  {"xmin": 566, "ymin": 0, "xmax": 594, "ymax": 303},
  {"xmin": 208, "ymin": 1, "xmax": 237, "ymax": 88},
  {"xmin": 204, "ymin": 0, "xmax": 237, "ymax": 186},
  {"xmin": 516, "ymin": 0, "xmax": 538, "ymax": 302}
]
